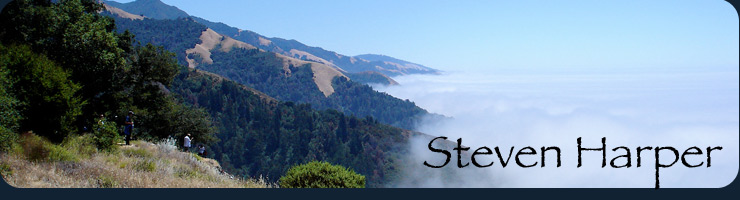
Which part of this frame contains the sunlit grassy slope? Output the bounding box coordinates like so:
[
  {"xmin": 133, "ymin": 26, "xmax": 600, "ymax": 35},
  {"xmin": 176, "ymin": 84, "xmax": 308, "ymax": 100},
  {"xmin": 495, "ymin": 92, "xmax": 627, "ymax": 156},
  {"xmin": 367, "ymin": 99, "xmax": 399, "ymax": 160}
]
[{"xmin": 0, "ymin": 133, "xmax": 269, "ymax": 188}]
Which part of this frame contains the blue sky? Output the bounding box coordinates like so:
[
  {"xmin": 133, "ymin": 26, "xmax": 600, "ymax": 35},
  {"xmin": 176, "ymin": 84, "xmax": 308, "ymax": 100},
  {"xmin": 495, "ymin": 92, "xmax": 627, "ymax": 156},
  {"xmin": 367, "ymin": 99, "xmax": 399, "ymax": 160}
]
[{"xmin": 113, "ymin": 0, "xmax": 738, "ymax": 72}]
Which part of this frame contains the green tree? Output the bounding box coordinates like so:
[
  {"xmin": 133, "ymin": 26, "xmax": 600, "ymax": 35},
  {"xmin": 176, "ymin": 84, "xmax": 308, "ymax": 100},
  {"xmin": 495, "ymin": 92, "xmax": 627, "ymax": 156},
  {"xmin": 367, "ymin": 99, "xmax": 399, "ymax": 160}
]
[
  {"xmin": 279, "ymin": 161, "xmax": 365, "ymax": 188},
  {"xmin": 142, "ymin": 99, "xmax": 218, "ymax": 147},
  {"xmin": 0, "ymin": 47, "xmax": 22, "ymax": 151},
  {"xmin": 92, "ymin": 117, "xmax": 120, "ymax": 152},
  {"xmin": 0, "ymin": 44, "xmax": 84, "ymax": 142},
  {"xmin": 0, "ymin": 0, "xmax": 128, "ymax": 125}
]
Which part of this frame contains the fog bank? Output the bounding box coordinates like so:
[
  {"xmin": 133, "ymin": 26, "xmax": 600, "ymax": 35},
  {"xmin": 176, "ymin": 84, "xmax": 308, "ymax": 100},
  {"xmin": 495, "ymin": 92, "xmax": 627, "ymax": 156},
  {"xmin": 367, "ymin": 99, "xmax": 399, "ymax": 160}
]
[{"xmin": 375, "ymin": 69, "xmax": 739, "ymax": 188}]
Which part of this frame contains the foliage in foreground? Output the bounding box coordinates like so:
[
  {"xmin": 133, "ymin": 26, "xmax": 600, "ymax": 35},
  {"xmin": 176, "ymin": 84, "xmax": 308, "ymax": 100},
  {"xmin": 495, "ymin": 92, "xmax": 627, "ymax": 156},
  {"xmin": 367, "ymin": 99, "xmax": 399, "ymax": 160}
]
[{"xmin": 279, "ymin": 161, "xmax": 365, "ymax": 188}]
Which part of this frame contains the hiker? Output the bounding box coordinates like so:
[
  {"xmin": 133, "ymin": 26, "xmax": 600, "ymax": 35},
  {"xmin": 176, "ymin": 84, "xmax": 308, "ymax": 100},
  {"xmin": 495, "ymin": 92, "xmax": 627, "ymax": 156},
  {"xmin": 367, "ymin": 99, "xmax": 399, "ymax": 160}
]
[
  {"xmin": 124, "ymin": 111, "xmax": 134, "ymax": 145},
  {"xmin": 197, "ymin": 145, "xmax": 206, "ymax": 156},
  {"xmin": 183, "ymin": 134, "xmax": 192, "ymax": 152},
  {"xmin": 97, "ymin": 114, "xmax": 105, "ymax": 126}
]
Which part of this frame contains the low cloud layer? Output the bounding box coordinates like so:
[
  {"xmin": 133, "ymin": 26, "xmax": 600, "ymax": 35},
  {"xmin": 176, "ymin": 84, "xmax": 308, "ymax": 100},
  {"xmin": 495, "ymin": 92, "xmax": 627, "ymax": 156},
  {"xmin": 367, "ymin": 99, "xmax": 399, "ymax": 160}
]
[{"xmin": 374, "ymin": 69, "xmax": 739, "ymax": 188}]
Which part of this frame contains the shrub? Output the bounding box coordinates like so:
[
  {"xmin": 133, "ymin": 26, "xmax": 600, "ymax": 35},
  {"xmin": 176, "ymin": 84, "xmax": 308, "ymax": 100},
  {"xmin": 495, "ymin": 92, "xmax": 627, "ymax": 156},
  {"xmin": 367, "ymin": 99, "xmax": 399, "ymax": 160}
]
[
  {"xmin": 175, "ymin": 165, "xmax": 201, "ymax": 179},
  {"xmin": 97, "ymin": 175, "xmax": 119, "ymax": 188},
  {"xmin": 0, "ymin": 127, "xmax": 18, "ymax": 153},
  {"xmin": 133, "ymin": 160, "xmax": 156, "ymax": 172},
  {"xmin": 0, "ymin": 163, "xmax": 12, "ymax": 177},
  {"xmin": 19, "ymin": 133, "xmax": 77, "ymax": 162},
  {"xmin": 61, "ymin": 134, "xmax": 98, "ymax": 158},
  {"xmin": 92, "ymin": 119, "xmax": 121, "ymax": 152},
  {"xmin": 279, "ymin": 161, "xmax": 365, "ymax": 188},
  {"xmin": 46, "ymin": 143, "xmax": 78, "ymax": 162}
]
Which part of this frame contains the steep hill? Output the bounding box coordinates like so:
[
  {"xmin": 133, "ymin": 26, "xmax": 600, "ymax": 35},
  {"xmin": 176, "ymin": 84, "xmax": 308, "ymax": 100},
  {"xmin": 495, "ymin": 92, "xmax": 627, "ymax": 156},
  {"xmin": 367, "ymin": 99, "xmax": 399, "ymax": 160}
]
[{"xmin": 104, "ymin": 0, "xmax": 439, "ymax": 77}]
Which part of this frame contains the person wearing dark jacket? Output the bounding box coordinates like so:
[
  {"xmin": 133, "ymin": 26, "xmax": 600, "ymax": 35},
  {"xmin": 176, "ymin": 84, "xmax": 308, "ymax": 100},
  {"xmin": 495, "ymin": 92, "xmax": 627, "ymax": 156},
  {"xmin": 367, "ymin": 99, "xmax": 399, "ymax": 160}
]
[{"xmin": 124, "ymin": 111, "xmax": 134, "ymax": 145}]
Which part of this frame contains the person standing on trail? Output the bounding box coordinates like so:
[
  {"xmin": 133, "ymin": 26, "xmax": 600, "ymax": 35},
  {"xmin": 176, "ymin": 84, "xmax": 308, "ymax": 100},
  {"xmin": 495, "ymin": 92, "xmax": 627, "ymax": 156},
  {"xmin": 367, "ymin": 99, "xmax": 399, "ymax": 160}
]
[
  {"xmin": 124, "ymin": 111, "xmax": 134, "ymax": 145},
  {"xmin": 183, "ymin": 134, "xmax": 192, "ymax": 152},
  {"xmin": 197, "ymin": 144, "xmax": 206, "ymax": 156}
]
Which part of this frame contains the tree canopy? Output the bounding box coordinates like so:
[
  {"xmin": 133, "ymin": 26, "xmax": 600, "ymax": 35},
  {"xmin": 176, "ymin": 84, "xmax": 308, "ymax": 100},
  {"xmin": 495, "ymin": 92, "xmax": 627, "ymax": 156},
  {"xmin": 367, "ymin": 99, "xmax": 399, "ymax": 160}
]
[{"xmin": 0, "ymin": 0, "xmax": 216, "ymax": 146}]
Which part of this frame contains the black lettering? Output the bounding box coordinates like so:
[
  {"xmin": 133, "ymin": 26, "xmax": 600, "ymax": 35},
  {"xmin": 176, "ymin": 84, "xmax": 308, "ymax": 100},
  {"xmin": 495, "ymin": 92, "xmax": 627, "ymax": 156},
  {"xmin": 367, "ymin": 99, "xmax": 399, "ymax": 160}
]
[
  {"xmin": 610, "ymin": 146, "xmax": 632, "ymax": 168},
  {"xmin": 541, "ymin": 146, "xmax": 561, "ymax": 167},
  {"xmin": 516, "ymin": 147, "xmax": 537, "ymax": 168},
  {"xmin": 707, "ymin": 146, "xmax": 722, "ymax": 167},
  {"xmin": 654, "ymin": 146, "xmax": 679, "ymax": 189},
  {"xmin": 454, "ymin": 138, "xmax": 470, "ymax": 168},
  {"xmin": 472, "ymin": 147, "xmax": 494, "ymax": 167},
  {"xmin": 681, "ymin": 147, "xmax": 703, "ymax": 167},
  {"xmin": 494, "ymin": 146, "xmax": 515, "ymax": 167},
  {"xmin": 577, "ymin": 137, "xmax": 606, "ymax": 167},
  {"xmin": 636, "ymin": 146, "xmax": 653, "ymax": 167},
  {"xmin": 423, "ymin": 136, "xmax": 451, "ymax": 168}
]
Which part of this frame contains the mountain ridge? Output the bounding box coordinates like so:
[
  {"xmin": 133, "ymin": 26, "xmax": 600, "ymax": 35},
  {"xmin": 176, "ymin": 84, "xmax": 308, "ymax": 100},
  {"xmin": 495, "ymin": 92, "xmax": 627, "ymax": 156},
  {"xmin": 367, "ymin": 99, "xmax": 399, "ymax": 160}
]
[
  {"xmin": 103, "ymin": 0, "xmax": 188, "ymax": 19},
  {"xmin": 102, "ymin": 0, "xmax": 439, "ymax": 77}
]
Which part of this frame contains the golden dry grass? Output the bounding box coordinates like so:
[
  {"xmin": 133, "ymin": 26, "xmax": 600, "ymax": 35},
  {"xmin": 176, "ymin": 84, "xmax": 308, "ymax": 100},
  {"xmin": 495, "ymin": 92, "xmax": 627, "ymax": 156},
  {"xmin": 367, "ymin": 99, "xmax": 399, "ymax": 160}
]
[
  {"xmin": 273, "ymin": 53, "xmax": 347, "ymax": 97},
  {"xmin": 220, "ymin": 37, "xmax": 256, "ymax": 52},
  {"xmin": 101, "ymin": 3, "xmax": 144, "ymax": 20},
  {"xmin": 289, "ymin": 49, "xmax": 335, "ymax": 67},
  {"xmin": 0, "ymin": 136, "xmax": 270, "ymax": 188},
  {"xmin": 186, "ymin": 29, "xmax": 258, "ymax": 68}
]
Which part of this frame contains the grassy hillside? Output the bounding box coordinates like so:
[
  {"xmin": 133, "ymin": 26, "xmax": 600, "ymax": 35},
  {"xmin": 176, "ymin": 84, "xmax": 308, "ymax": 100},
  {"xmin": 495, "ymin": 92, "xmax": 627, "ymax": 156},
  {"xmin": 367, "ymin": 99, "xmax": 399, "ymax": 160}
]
[{"xmin": 0, "ymin": 133, "xmax": 268, "ymax": 188}]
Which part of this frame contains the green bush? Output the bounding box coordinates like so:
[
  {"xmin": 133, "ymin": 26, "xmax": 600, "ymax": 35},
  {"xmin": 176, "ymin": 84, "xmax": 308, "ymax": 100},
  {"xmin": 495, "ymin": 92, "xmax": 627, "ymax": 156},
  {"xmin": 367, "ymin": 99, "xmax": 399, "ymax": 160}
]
[
  {"xmin": 92, "ymin": 119, "xmax": 121, "ymax": 152},
  {"xmin": 279, "ymin": 161, "xmax": 365, "ymax": 188},
  {"xmin": 19, "ymin": 133, "xmax": 77, "ymax": 162},
  {"xmin": 175, "ymin": 166, "xmax": 201, "ymax": 179},
  {"xmin": 0, "ymin": 163, "xmax": 12, "ymax": 177},
  {"xmin": 61, "ymin": 134, "xmax": 98, "ymax": 158},
  {"xmin": 46, "ymin": 143, "xmax": 78, "ymax": 162},
  {"xmin": 133, "ymin": 160, "xmax": 156, "ymax": 172},
  {"xmin": 97, "ymin": 175, "xmax": 119, "ymax": 188}
]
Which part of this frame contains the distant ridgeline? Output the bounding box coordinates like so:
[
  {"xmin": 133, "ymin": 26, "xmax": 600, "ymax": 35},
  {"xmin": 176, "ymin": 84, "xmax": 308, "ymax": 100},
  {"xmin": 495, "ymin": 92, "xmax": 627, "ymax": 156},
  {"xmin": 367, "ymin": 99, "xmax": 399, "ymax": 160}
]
[
  {"xmin": 101, "ymin": 0, "xmax": 439, "ymax": 78},
  {"xmin": 108, "ymin": 13, "xmax": 436, "ymax": 131}
]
